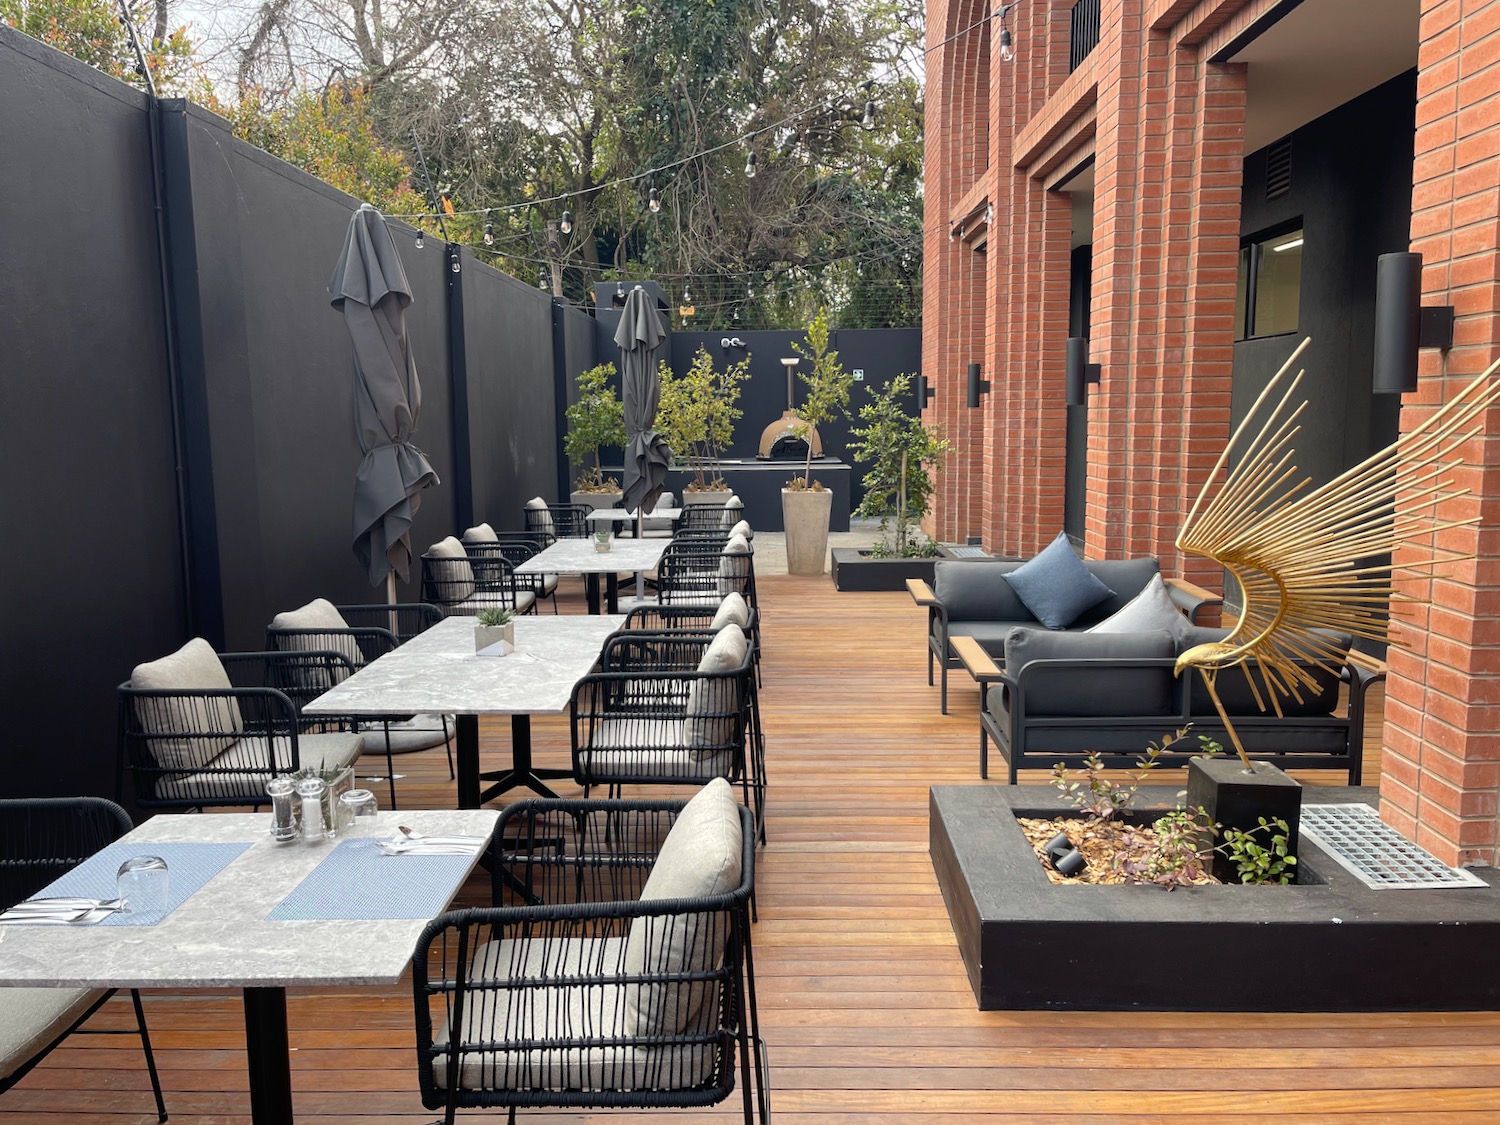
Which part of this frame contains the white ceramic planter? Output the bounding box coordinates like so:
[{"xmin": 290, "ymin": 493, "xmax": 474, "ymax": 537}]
[
  {"xmin": 683, "ymin": 489, "xmax": 734, "ymax": 507},
  {"xmin": 782, "ymin": 487, "xmax": 834, "ymax": 575},
  {"xmin": 572, "ymin": 489, "xmax": 622, "ymax": 512}
]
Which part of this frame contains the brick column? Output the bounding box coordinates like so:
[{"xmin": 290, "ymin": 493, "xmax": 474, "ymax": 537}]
[{"xmin": 1380, "ymin": 0, "xmax": 1500, "ymax": 867}]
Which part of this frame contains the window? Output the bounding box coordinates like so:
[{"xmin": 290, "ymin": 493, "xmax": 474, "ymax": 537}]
[{"xmin": 1234, "ymin": 226, "xmax": 1303, "ymax": 340}]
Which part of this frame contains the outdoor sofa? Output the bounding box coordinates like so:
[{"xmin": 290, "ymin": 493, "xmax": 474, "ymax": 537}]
[
  {"xmin": 909, "ymin": 553, "xmax": 1222, "ymax": 712},
  {"xmin": 965, "ymin": 624, "xmax": 1383, "ymax": 785}
]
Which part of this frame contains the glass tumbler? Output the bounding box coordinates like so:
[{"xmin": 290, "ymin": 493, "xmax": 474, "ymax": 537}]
[
  {"xmin": 340, "ymin": 788, "xmax": 378, "ymax": 821},
  {"xmin": 116, "ymin": 855, "xmax": 170, "ymax": 921}
]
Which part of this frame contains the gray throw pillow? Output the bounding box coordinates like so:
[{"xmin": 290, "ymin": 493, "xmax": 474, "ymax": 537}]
[
  {"xmin": 270, "ymin": 598, "xmax": 361, "ymax": 680},
  {"xmin": 461, "ymin": 523, "xmax": 499, "ymax": 543},
  {"xmin": 427, "ymin": 536, "xmax": 475, "ymax": 603},
  {"xmin": 524, "ymin": 497, "xmax": 555, "ymax": 536},
  {"xmin": 1002, "ymin": 532, "xmax": 1116, "ymax": 629},
  {"xmin": 1088, "ymin": 573, "xmax": 1193, "ymax": 644},
  {"xmin": 685, "ymin": 624, "xmax": 749, "ymax": 751},
  {"xmin": 130, "ymin": 638, "xmax": 245, "ymax": 771}
]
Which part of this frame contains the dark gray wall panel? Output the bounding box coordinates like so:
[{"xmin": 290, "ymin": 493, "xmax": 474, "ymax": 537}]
[
  {"xmin": 464, "ymin": 257, "xmax": 561, "ymax": 530},
  {"xmin": 1235, "ymin": 72, "xmax": 1413, "ymax": 488},
  {"xmin": 1, "ymin": 28, "xmax": 188, "ymax": 797}
]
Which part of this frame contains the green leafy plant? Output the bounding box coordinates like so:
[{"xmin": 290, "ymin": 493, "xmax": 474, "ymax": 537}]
[
  {"xmin": 786, "ymin": 309, "xmax": 855, "ymax": 490},
  {"xmin": 475, "ymin": 607, "xmax": 514, "ymax": 628},
  {"xmin": 1216, "ymin": 817, "xmax": 1298, "ymax": 885},
  {"xmin": 1114, "ymin": 807, "xmax": 1212, "ymax": 890},
  {"xmin": 563, "ymin": 363, "xmax": 627, "ymax": 491},
  {"xmin": 655, "ymin": 347, "xmax": 748, "ymax": 491},
  {"xmin": 849, "ymin": 372, "xmax": 949, "ymax": 554},
  {"xmin": 1051, "ymin": 730, "xmax": 1178, "ymax": 824}
]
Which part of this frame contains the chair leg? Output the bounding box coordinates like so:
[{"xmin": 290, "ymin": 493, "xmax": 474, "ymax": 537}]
[
  {"xmin": 980, "ymin": 724, "xmax": 989, "ymax": 780},
  {"xmin": 940, "ymin": 662, "xmax": 948, "ymax": 715},
  {"xmin": 130, "ymin": 988, "xmax": 168, "ymax": 1122},
  {"xmin": 928, "ymin": 646, "xmax": 934, "ymax": 686},
  {"xmin": 382, "ymin": 722, "xmax": 398, "ymax": 811},
  {"xmin": 443, "ymin": 716, "xmax": 455, "ymax": 780}
]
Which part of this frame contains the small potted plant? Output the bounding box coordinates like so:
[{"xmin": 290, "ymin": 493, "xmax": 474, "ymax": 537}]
[
  {"xmin": 594, "ymin": 527, "xmax": 613, "ymax": 552},
  {"xmin": 474, "ymin": 607, "xmax": 515, "ymax": 654},
  {"xmin": 564, "ymin": 362, "xmax": 627, "ymax": 510}
]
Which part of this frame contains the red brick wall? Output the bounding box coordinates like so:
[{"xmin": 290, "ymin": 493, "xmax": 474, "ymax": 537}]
[{"xmin": 1379, "ymin": 0, "xmax": 1500, "ymax": 867}]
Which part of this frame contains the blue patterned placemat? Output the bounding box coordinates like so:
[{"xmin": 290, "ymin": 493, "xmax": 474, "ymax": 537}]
[
  {"xmin": 268, "ymin": 838, "xmax": 477, "ymax": 921},
  {"xmin": 33, "ymin": 841, "xmax": 253, "ymax": 926}
]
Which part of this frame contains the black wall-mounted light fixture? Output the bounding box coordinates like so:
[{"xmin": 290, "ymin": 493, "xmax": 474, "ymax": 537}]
[
  {"xmin": 1065, "ymin": 337, "xmax": 1101, "ymax": 407},
  {"xmin": 966, "ymin": 363, "xmax": 990, "ymax": 409},
  {"xmin": 1374, "ymin": 251, "xmax": 1455, "ymax": 394},
  {"xmin": 915, "ymin": 375, "xmax": 936, "ymax": 412}
]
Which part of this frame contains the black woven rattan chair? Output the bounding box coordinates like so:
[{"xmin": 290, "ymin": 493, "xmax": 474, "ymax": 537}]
[
  {"xmin": 656, "ymin": 539, "xmax": 758, "ymax": 612},
  {"xmin": 524, "ymin": 501, "xmax": 591, "ymax": 542},
  {"xmin": 676, "ymin": 502, "xmax": 735, "ymax": 532},
  {"xmin": 570, "ymin": 628, "xmax": 763, "ymax": 834},
  {"xmin": 118, "ymin": 647, "xmax": 365, "ymax": 812},
  {"xmin": 0, "ymin": 797, "xmax": 167, "ymax": 1121},
  {"xmin": 266, "ymin": 601, "xmax": 454, "ymax": 807},
  {"xmin": 412, "ymin": 792, "xmax": 768, "ymax": 1125},
  {"xmin": 461, "ymin": 531, "xmax": 559, "ymax": 614},
  {"xmin": 422, "ymin": 544, "xmax": 538, "ymax": 618}
]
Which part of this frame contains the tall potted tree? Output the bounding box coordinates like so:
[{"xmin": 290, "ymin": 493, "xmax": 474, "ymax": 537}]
[
  {"xmin": 782, "ymin": 310, "xmax": 854, "ymax": 575},
  {"xmin": 656, "ymin": 348, "xmax": 748, "ymax": 504},
  {"xmin": 565, "ymin": 362, "xmax": 627, "ymax": 510}
]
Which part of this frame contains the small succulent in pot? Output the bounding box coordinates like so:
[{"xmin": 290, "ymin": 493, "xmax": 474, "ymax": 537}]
[
  {"xmin": 594, "ymin": 527, "xmax": 613, "ymax": 552},
  {"xmin": 474, "ymin": 607, "xmax": 516, "ymax": 652}
]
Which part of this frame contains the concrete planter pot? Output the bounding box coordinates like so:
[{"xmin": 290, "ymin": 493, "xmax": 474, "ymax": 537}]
[
  {"xmin": 571, "ymin": 489, "xmax": 622, "ymax": 512},
  {"xmin": 474, "ymin": 621, "xmax": 515, "ymax": 654},
  {"xmin": 782, "ymin": 488, "xmax": 834, "ymax": 575},
  {"xmin": 682, "ymin": 488, "xmax": 733, "ymax": 507}
]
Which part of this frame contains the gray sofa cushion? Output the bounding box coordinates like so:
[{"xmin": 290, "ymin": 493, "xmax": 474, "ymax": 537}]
[
  {"xmin": 1000, "ymin": 628, "xmax": 1177, "ymax": 717},
  {"xmin": 1178, "ymin": 626, "xmax": 1351, "ymax": 718},
  {"xmin": 939, "ymin": 620, "xmax": 1035, "ymax": 656},
  {"xmin": 933, "ymin": 560, "xmax": 1031, "ymax": 622},
  {"xmin": 1002, "ymin": 533, "xmax": 1116, "ymax": 629}
]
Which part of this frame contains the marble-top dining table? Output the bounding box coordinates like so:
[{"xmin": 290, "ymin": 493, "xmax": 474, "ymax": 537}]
[
  {"xmin": 0, "ymin": 808, "xmax": 497, "ymax": 1125},
  {"xmin": 515, "ymin": 537, "xmax": 669, "ymax": 614},
  {"xmin": 303, "ymin": 614, "xmax": 626, "ymax": 806}
]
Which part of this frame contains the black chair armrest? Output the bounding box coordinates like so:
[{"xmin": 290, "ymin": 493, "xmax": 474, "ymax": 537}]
[{"xmin": 1164, "ymin": 577, "xmax": 1224, "ymax": 623}]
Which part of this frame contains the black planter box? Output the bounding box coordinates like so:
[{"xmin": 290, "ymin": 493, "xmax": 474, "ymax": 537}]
[
  {"xmin": 1187, "ymin": 757, "xmax": 1303, "ymax": 883},
  {"xmin": 930, "ymin": 784, "xmax": 1500, "ymax": 1011},
  {"xmin": 830, "ymin": 547, "xmax": 939, "ymax": 591}
]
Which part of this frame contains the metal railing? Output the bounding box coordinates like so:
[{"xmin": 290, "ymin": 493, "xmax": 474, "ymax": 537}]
[{"xmin": 1070, "ymin": 0, "xmax": 1100, "ymax": 72}]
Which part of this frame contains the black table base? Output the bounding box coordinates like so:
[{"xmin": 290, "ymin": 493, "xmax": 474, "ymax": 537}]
[
  {"xmin": 244, "ymin": 987, "xmax": 292, "ymax": 1123},
  {"xmin": 582, "ymin": 572, "xmax": 621, "ymax": 615},
  {"xmin": 455, "ymin": 714, "xmax": 573, "ymax": 809}
]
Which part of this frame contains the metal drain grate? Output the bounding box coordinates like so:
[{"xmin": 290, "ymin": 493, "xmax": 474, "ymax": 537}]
[
  {"xmin": 946, "ymin": 546, "xmax": 990, "ymax": 558},
  {"xmin": 1300, "ymin": 804, "xmax": 1488, "ymax": 889}
]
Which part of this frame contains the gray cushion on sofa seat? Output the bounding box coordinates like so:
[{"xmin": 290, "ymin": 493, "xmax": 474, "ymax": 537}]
[
  {"xmin": 1000, "ymin": 628, "xmax": 1177, "ymax": 717},
  {"xmin": 938, "ymin": 620, "xmax": 1036, "ymax": 656},
  {"xmin": 933, "ymin": 560, "xmax": 1031, "ymax": 622},
  {"xmin": 1073, "ymin": 558, "xmax": 1162, "ymax": 624},
  {"xmin": 1177, "ymin": 626, "xmax": 1351, "ymax": 717}
]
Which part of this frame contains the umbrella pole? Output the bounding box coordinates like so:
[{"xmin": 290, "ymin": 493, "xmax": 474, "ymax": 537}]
[
  {"xmin": 635, "ymin": 512, "xmax": 645, "ymax": 601},
  {"xmin": 386, "ymin": 571, "xmax": 397, "ymax": 607}
]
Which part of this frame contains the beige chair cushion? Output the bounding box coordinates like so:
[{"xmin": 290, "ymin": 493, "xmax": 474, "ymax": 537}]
[
  {"xmin": 718, "ymin": 495, "xmax": 743, "ymax": 530},
  {"xmin": 131, "ymin": 638, "xmax": 244, "ymax": 771},
  {"xmin": 432, "ymin": 936, "xmax": 716, "ymax": 1092},
  {"xmin": 525, "ymin": 497, "xmax": 556, "ymax": 536},
  {"xmin": 711, "ymin": 592, "xmax": 750, "ymax": 631},
  {"xmin": 428, "ymin": 536, "xmax": 475, "ymax": 603},
  {"xmin": 684, "ymin": 625, "xmax": 748, "ymax": 751},
  {"xmin": 0, "ymin": 987, "xmax": 104, "ymax": 1081},
  {"xmin": 729, "ymin": 519, "xmax": 753, "ymax": 541},
  {"xmin": 716, "ymin": 533, "xmax": 751, "ymax": 597},
  {"xmin": 624, "ymin": 778, "xmax": 743, "ymax": 1036},
  {"xmin": 461, "ymin": 523, "xmax": 499, "ymax": 543},
  {"xmin": 270, "ymin": 598, "xmax": 360, "ymax": 678},
  {"xmin": 153, "ymin": 732, "xmax": 364, "ymax": 802}
]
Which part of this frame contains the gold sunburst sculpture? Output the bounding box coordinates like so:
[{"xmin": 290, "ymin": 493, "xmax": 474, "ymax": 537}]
[{"xmin": 1175, "ymin": 336, "xmax": 1500, "ymax": 770}]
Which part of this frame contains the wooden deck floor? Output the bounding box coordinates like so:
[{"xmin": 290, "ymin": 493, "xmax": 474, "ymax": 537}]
[{"xmin": 12, "ymin": 576, "xmax": 1500, "ymax": 1122}]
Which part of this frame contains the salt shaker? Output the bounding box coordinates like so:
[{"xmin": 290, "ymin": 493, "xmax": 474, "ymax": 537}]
[
  {"xmin": 297, "ymin": 777, "xmax": 327, "ymax": 842},
  {"xmin": 266, "ymin": 777, "xmax": 297, "ymax": 842}
]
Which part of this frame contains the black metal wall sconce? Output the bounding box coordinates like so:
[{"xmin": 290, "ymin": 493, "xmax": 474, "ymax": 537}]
[
  {"xmin": 1065, "ymin": 336, "xmax": 1101, "ymax": 407},
  {"xmin": 966, "ymin": 363, "xmax": 990, "ymax": 408},
  {"xmin": 914, "ymin": 375, "xmax": 936, "ymax": 412},
  {"xmin": 1374, "ymin": 251, "xmax": 1455, "ymax": 395}
]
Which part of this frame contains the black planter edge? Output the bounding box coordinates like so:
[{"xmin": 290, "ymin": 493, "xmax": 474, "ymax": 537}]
[
  {"xmin": 830, "ymin": 547, "xmax": 939, "ymax": 591},
  {"xmin": 930, "ymin": 784, "xmax": 1500, "ymax": 1012}
]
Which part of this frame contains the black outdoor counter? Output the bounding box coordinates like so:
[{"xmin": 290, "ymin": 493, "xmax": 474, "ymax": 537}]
[{"xmin": 607, "ymin": 459, "xmax": 851, "ymax": 533}]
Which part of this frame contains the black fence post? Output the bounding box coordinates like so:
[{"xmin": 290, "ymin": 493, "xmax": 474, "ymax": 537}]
[
  {"xmin": 447, "ymin": 242, "xmax": 474, "ymax": 530},
  {"xmin": 551, "ymin": 296, "xmax": 572, "ymax": 502}
]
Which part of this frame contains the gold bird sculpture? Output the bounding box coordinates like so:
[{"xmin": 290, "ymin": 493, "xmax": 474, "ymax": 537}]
[{"xmin": 1175, "ymin": 337, "xmax": 1500, "ymax": 769}]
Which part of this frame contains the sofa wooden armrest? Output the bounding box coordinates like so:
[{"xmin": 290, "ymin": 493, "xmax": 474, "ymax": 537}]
[
  {"xmin": 951, "ymin": 635, "xmax": 1002, "ymax": 682},
  {"xmin": 907, "ymin": 578, "xmax": 939, "ymax": 606},
  {"xmin": 1164, "ymin": 577, "xmax": 1224, "ymax": 623}
]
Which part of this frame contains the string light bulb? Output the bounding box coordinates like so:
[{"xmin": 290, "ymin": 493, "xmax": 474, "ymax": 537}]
[
  {"xmin": 483, "ymin": 222, "xmax": 494, "ymax": 245},
  {"xmin": 415, "ymin": 227, "xmax": 425, "ymax": 249},
  {"xmin": 538, "ymin": 272, "xmax": 549, "ymax": 292},
  {"xmin": 744, "ymin": 151, "xmax": 757, "ymax": 179},
  {"xmin": 560, "ymin": 210, "xmax": 573, "ymax": 234},
  {"xmin": 648, "ymin": 187, "xmax": 661, "ymax": 213},
  {"xmin": 998, "ymin": 26, "xmax": 1015, "ymax": 62},
  {"xmin": 862, "ymin": 100, "xmax": 875, "ymax": 129}
]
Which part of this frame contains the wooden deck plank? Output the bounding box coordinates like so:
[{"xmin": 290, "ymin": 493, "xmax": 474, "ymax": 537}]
[{"xmin": 6, "ymin": 575, "xmax": 1493, "ymax": 1123}]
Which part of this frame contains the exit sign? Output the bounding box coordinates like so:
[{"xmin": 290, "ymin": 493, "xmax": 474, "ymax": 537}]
[{"xmin": 853, "ymin": 368, "xmax": 865, "ymax": 381}]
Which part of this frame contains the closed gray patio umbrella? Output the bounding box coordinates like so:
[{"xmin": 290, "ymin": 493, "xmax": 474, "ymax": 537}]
[
  {"xmin": 616, "ymin": 286, "xmax": 671, "ymax": 516},
  {"xmin": 329, "ymin": 204, "xmax": 439, "ymax": 590}
]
